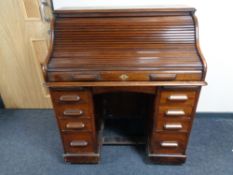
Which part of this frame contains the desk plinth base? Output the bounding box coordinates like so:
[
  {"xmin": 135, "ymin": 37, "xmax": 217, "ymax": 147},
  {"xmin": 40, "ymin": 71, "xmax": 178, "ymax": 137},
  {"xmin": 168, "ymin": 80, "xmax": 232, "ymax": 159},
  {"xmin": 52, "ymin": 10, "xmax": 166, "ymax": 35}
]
[
  {"xmin": 148, "ymin": 153, "xmax": 186, "ymax": 164},
  {"xmin": 64, "ymin": 153, "xmax": 100, "ymax": 164}
]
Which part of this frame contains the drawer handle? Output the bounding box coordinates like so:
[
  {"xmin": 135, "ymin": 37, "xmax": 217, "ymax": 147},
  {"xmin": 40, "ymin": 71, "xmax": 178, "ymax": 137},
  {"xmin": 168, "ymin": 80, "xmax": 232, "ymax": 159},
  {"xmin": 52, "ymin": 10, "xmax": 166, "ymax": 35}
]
[
  {"xmin": 72, "ymin": 74, "xmax": 99, "ymax": 81},
  {"xmin": 168, "ymin": 95, "xmax": 188, "ymax": 101},
  {"xmin": 149, "ymin": 74, "xmax": 176, "ymax": 81},
  {"xmin": 63, "ymin": 110, "xmax": 84, "ymax": 116},
  {"xmin": 160, "ymin": 141, "xmax": 179, "ymax": 148},
  {"xmin": 70, "ymin": 140, "xmax": 88, "ymax": 147},
  {"xmin": 59, "ymin": 95, "xmax": 80, "ymax": 102},
  {"xmin": 164, "ymin": 123, "xmax": 183, "ymax": 130},
  {"xmin": 165, "ymin": 110, "xmax": 185, "ymax": 116},
  {"xmin": 66, "ymin": 122, "xmax": 85, "ymax": 129}
]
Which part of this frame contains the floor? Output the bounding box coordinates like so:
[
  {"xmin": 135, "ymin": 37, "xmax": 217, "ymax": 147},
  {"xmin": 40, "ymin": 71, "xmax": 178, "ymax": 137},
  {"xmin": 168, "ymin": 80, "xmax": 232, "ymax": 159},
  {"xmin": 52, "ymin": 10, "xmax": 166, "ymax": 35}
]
[{"xmin": 0, "ymin": 110, "xmax": 233, "ymax": 175}]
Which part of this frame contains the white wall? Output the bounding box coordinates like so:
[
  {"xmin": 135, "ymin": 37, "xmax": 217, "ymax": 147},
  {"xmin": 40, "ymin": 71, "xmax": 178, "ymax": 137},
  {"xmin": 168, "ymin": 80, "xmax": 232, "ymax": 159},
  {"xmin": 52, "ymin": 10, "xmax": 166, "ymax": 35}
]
[{"xmin": 53, "ymin": 0, "xmax": 233, "ymax": 112}]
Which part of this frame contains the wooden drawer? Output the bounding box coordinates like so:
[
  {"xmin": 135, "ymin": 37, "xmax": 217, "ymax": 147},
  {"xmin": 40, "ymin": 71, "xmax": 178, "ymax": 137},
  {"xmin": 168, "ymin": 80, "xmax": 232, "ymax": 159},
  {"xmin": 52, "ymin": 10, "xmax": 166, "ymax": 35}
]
[
  {"xmin": 59, "ymin": 118, "xmax": 93, "ymax": 132},
  {"xmin": 159, "ymin": 90, "xmax": 197, "ymax": 106},
  {"xmin": 47, "ymin": 71, "xmax": 202, "ymax": 82},
  {"xmin": 62, "ymin": 132, "xmax": 96, "ymax": 153},
  {"xmin": 158, "ymin": 106, "xmax": 193, "ymax": 118},
  {"xmin": 50, "ymin": 89, "xmax": 91, "ymax": 105},
  {"xmin": 55, "ymin": 104, "xmax": 94, "ymax": 118},
  {"xmin": 150, "ymin": 132, "xmax": 188, "ymax": 154},
  {"xmin": 50, "ymin": 89, "xmax": 94, "ymax": 118},
  {"xmin": 154, "ymin": 117, "xmax": 191, "ymax": 132}
]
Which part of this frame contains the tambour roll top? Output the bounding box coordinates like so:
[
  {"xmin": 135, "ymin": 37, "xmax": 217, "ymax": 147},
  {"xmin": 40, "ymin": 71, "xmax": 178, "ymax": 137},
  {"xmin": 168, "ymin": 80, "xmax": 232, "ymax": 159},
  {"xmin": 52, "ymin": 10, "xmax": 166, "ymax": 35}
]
[{"xmin": 44, "ymin": 8, "xmax": 206, "ymax": 82}]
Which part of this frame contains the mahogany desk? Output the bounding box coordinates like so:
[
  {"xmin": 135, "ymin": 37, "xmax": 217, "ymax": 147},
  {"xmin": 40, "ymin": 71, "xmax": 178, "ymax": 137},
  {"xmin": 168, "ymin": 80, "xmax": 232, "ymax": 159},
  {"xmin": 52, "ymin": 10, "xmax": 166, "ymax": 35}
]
[{"xmin": 43, "ymin": 8, "xmax": 207, "ymax": 164}]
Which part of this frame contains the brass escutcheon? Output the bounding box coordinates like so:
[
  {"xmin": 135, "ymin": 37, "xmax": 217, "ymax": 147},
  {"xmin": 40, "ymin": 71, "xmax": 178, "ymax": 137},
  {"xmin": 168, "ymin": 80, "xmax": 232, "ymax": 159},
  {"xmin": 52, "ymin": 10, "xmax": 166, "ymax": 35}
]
[{"xmin": 119, "ymin": 74, "xmax": 129, "ymax": 81}]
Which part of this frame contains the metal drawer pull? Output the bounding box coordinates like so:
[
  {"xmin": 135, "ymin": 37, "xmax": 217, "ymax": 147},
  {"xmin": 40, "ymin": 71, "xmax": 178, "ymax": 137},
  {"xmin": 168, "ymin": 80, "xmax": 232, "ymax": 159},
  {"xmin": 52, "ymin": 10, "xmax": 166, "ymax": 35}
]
[
  {"xmin": 59, "ymin": 95, "xmax": 80, "ymax": 102},
  {"xmin": 165, "ymin": 110, "xmax": 185, "ymax": 116},
  {"xmin": 72, "ymin": 74, "xmax": 99, "ymax": 81},
  {"xmin": 63, "ymin": 110, "xmax": 83, "ymax": 116},
  {"xmin": 164, "ymin": 123, "xmax": 182, "ymax": 130},
  {"xmin": 66, "ymin": 122, "xmax": 85, "ymax": 129},
  {"xmin": 160, "ymin": 141, "xmax": 179, "ymax": 148},
  {"xmin": 168, "ymin": 95, "xmax": 188, "ymax": 101},
  {"xmin": 149, "ymin": 74, "xmax": 176, "ymax": 81},
  {"xmin": 70, "ymin": 140, "xmax": 88, "ymax": 147}
]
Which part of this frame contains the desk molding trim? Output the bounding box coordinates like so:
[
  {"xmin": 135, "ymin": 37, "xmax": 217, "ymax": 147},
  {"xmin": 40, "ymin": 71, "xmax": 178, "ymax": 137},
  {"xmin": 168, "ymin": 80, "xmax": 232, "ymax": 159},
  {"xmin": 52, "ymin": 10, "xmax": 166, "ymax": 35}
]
[{"xmin": 45, "ymin": 81, "xmax": 207, "ymax": 87}]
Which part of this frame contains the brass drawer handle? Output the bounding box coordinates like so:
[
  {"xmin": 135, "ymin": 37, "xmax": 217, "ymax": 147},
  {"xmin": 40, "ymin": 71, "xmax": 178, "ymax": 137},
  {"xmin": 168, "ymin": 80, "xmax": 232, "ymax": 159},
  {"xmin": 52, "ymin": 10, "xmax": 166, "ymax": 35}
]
[
  {"xmin": 165, "ymin": 110, "xmax": 185, "ymax": 116},
  {"xmin": 63, "ymin": 109, "xmax": 84, "ymax": 116},
  {"xmin": 168, "ymin": 95, "xmax": 188, "ymax": 101},
  {"xmin": 70, "ymin": 140, "xmax": 88, "ymax": 147},
  {"xmin": 59, "ymin": 95, "xmax": 80, "ymax": 102},
  {"xmin": 72, "ymin": 74, "xmax": 99, "ymax": 81},
  {"xmin": 164, "ymin": 123, "xmax": 183, "ymax": 130},
  {"xmin": 66, "ymin": 122, "xmax": 85, "ymax": 129},
  {"xmin": 149, "ymin": 74, "xmax": 176, "ymax": 81},
  {"xmin": 160, "ymin": 141, "xmax": 179, "ymax": 148}
]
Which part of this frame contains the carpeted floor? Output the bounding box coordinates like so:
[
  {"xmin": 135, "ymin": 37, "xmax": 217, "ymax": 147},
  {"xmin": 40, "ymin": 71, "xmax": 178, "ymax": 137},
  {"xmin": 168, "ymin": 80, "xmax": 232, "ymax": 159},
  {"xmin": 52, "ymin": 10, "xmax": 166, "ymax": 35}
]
[{"xmin": 0, "ymin": 110, "xmax": 233, "ymax": 175}]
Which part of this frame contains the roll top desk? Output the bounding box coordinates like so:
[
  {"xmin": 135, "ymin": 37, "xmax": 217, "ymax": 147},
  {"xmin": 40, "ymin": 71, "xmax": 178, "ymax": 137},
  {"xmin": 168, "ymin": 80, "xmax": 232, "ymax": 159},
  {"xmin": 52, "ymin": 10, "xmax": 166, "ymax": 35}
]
[{"xmin": 43, "ymin": 7, "xmax": 207, "ymax": 164}]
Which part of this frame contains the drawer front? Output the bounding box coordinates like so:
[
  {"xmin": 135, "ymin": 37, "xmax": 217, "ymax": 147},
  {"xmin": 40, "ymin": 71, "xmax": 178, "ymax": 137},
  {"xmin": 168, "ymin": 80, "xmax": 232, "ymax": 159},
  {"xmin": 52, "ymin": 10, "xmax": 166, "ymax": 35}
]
[
  {"xmin": 54, "ymin": 104, "xmax": 94, "ymax": 118},
  {"xmin": 47, "ymin": 71, "xmax": 202, "ymax": 82},
  {"xmin": 155, "ymin": 117, "xmax": 191, "ymax": 132},
  {"xmin": 158, "ymin": 106, "xmax": 193, "ymax": 118},
  {"xmin": 50, "ymin": 89, "xmax": 94, "ymax": 118},
  {"xmin": 62, "ymin": 132, "xmax": 96, "ymax": 153},
  {"xmin": 59, "ymin": 118, "xmax": 93, "ymax": 132},
  {"xmin": 159, "ymin": 90, "xmax": 197, "ymax": 106},
  {"xmin": 150, "ymin": 132, "xmax": 188, "ymax": 154},
  {"xmin": 50, "ymin": 89, "xmax": 91, "ymax": 105},
  {"xmin": 100, "ymin": 72, "xmax": 179, "ymax": 81}
]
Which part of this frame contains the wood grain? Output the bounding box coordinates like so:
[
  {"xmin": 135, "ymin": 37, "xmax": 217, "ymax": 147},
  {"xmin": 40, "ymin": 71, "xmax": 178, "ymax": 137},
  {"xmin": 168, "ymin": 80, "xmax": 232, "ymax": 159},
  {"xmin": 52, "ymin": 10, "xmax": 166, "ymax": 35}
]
[
  {"xmin": 48, "ymin": 16, "xmax": 202, "ymax": 71},
  {"xmin": 0, "ymin": 0, "xmax": 52, "ymax": 108}
]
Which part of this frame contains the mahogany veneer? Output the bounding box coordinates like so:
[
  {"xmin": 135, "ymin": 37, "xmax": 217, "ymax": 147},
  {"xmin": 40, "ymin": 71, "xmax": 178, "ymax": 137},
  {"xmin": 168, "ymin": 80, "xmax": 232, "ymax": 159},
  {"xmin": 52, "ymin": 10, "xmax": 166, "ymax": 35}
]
[{"xmin": 43, "ymin": 8, "xmax": 207, "ymax": 164}]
